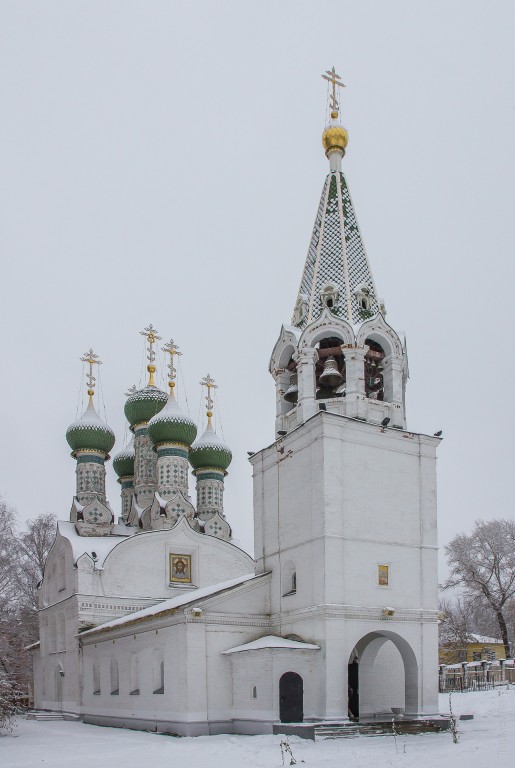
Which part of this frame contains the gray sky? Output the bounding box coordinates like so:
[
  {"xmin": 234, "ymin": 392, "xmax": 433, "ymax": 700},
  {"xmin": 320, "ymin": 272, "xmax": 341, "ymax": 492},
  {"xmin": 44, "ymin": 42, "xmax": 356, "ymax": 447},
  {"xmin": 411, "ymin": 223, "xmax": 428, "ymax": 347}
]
[{"xmin": 1, "ymin": 1, "xmax": 514, "ymax": 578}]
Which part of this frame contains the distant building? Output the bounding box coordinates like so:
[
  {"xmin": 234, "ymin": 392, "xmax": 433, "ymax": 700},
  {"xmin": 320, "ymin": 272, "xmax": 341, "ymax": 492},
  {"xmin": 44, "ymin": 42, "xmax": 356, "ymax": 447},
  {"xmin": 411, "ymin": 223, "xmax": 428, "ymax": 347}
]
[
  {"xmin": 30, "ymin": 70, "xmax": 441, "ymax": 734},
  {"xmin": 440, "ymin": 634, "xmax": 506, "ymax": 665}
]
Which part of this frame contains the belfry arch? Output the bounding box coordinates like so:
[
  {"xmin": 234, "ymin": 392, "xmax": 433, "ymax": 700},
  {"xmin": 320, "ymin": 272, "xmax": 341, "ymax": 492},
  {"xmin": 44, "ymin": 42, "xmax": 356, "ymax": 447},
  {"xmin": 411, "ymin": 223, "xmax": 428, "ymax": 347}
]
[{"xmin": 348, "ymin": 631, "xmax": 419, "ymax": 718}]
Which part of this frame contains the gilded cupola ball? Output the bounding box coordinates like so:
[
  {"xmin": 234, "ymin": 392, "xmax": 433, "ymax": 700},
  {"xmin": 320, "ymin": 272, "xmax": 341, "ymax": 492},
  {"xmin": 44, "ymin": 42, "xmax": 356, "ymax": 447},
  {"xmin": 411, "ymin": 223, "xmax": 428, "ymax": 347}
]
[
  {"xmin": 124, "ymin": 385, "xmax": 168, "ymax": 429},
  {"xmin": 189, "ymin": 420, "xmax": 232, "ymax": 472},
  {"xmin": 113, "ymin": 435, "xmax": 135, "ymax": 478},
  {"xmin": 147, "ymin": 395, "xmax": 197, "ymax": 448},
  {"xmin": 66, "ymin": 400, "xmax": 116, "ymax": 458},
  {"xmin": 322, "ymin": 119, "xmax": 349, "ymax": 155}
]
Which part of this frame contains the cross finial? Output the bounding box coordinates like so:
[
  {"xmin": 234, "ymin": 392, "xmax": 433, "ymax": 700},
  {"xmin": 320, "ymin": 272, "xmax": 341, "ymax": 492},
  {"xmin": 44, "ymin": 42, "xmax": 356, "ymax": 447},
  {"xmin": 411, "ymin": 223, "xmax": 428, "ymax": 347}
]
[
  {"xmin": 140, "ymin": 324, "xmax": 161, "ymax": 386},
  {"xmin": 162, "ymin": 339, "xmax": 182, "ymax": 396},
  {"xmin": 321, "ymin": 66, "xmax": 346, "ymax": 118},
  {"xmin": 80, "ymin": 348, "xmax": 102, "ymax": 400},
  {"xmin": 200, "ymin": 374, "xmax": 218, "ymax": 421}
]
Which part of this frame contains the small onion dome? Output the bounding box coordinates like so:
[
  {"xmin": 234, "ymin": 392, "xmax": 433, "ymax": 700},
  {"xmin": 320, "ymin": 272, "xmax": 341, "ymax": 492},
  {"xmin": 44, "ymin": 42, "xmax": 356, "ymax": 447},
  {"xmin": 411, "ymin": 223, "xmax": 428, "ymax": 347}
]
[
  {"xmin": 147, "ymin": 395, "xmax": 197, "ymax": 448},
  {"xmin": 189, "ymin": 420, "xmax": 232, "ymax": 472},
  {"xmin": 124, "ymin": 385, "xmax": 168, "ymax": 428},
  {"xmin": 112, "ymin": 435, "xmax": 135, "ymax": 478},
  {"xmin": 322, "ymin": 120, "xmax": 348, "ymax": 155},
  {"xmin": 66, "ymin": 399, "xmax": 115, "ymax": 458}
]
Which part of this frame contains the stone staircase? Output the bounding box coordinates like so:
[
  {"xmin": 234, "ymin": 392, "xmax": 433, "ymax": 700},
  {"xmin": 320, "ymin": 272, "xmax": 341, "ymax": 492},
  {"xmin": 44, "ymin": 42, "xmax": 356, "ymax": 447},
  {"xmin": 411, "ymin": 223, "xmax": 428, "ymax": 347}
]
[{"xmin": 315, "ymin": 718, "xmax": 451, "ymax": 740}]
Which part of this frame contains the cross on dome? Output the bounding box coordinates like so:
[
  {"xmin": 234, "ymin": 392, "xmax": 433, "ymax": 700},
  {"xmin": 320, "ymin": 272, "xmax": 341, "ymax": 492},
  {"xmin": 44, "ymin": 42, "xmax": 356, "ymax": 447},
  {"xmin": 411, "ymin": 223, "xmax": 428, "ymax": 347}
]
[
  {"xmin": 140, "ymin": 324, "xmax": 161, "ymax": 386},
  {"xmin": 162, "ymin": 339, "xmax": 182, "ymax": 395},
  {"xmin": 200, "ymin": 374, "xmax": 217, "ymax": 418},
  {"xmin": 80, "ymin": 348, "xmax": 102, "ymax": 400},
  {"xmin": 321, "ymin": 66, "xmax": 346, "ymax": 118}
]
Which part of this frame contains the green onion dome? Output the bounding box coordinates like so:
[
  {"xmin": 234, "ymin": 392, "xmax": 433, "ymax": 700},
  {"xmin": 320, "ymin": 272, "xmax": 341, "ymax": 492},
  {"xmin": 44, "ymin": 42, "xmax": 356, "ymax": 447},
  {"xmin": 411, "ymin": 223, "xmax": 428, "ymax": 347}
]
[
  {"xmin": 124, "ymin": 385, "xmax": 168, "ymax": 429},
  {"xmin": 147, "ymin": 394, "xmax": 197, "ymax": 448},
  {"xmin": 189, "ymin": 420, "xmax": 232, "ymax": 472},
  {"xmin": 66, "ymin": 399, "xmax": 116, "ymax": 458},
  {"xmin": 113, "ymin": 435, "xmax": 135, "ymax": 478}
]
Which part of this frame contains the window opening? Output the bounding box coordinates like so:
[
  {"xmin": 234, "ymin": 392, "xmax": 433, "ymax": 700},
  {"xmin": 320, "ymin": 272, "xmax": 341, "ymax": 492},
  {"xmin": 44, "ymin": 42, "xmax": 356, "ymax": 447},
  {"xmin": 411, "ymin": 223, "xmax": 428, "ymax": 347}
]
[
  {"xmin": 365, "ymin": 339, "xmax": 385, "ymax": 401},
  {"xmin": 315, "ymin": 338, "xmax": 346, "ymax": 400}
]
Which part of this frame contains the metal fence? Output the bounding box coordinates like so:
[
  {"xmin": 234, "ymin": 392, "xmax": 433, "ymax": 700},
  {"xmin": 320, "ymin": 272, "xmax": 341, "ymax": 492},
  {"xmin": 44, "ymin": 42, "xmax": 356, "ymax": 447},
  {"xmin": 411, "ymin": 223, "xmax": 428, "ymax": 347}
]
[{"xmin": 439, "ymin": 666, "xmax": 515, "ymax": 693}]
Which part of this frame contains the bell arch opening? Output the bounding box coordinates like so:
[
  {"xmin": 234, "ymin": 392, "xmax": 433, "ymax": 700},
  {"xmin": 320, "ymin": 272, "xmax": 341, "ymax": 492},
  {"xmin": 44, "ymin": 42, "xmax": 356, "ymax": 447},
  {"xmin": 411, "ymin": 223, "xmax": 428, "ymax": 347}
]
[
  {"xmin": 364, "ymin": 338, "xmax": 385, "ymax": 401},
  {"xmin": 315, "ymin": 337, "xmax": 346, "ymax": 400},
  {"xmin": 348, "ymin": 631, "xmax": 418, "ymax": 719}
]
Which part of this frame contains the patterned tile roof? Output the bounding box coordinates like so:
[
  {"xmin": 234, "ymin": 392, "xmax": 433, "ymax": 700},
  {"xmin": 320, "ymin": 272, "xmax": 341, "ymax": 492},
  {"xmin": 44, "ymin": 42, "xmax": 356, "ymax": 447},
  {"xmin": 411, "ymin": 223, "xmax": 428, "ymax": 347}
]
[{"xmin": 294, "ymin": 171, "xmax": 380, "ymax": 328}]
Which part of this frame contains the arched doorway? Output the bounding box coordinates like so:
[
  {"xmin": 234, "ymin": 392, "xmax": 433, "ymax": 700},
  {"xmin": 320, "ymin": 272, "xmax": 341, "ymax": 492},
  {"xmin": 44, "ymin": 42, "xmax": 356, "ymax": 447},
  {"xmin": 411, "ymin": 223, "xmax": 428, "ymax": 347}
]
[
  {"xmin": 349, "ymin": 631, "xmax": 418, "ymax": 718},
  {"xmin": 279, "ymin": 672, "xmax": 303, "ymax": 723}
]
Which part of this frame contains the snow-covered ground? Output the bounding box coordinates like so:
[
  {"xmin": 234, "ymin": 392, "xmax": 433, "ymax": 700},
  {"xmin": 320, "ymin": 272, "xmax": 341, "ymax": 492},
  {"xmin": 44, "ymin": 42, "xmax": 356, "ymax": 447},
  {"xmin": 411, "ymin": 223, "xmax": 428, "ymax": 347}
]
[{"xmin": 2, "ymin": 690, "xmax": 513, "ymax": 767}]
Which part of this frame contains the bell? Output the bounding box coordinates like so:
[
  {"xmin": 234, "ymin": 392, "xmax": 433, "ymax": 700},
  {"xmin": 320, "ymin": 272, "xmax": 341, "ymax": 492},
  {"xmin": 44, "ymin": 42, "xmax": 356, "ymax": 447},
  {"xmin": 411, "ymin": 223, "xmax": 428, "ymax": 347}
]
[
  {"xmin": 284, "ymin": 373, "xmax": 298, "ymax": 403},
  {"xmin": 319, "ymin": 356, "xmax": 343, "ymax": 389}
]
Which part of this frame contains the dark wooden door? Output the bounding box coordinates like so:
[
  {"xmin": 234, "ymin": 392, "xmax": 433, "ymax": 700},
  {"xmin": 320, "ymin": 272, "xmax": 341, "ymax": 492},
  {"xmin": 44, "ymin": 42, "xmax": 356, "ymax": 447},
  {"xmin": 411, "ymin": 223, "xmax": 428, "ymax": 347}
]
[
  {"xmin": 348, "ymin": 660, "xmax": 359, "ymax": 718},
  {"xmin": 279, "ymin": 672, "xmax": 303, "ymax": 723}
]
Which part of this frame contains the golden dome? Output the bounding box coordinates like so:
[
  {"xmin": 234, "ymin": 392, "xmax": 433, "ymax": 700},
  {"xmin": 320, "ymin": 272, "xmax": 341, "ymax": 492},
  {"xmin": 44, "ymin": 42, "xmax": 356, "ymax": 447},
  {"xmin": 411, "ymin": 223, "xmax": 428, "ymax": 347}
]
[{"xmin": 322, "ymin": 124, "xmax": 348, "ymax": 155}]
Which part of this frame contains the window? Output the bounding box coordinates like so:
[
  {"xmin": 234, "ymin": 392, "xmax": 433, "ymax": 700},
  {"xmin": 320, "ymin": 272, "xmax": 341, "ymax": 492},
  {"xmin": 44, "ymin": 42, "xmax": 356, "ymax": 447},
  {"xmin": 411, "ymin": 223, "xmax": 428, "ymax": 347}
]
[
  {"xmin": 92, "ymin": 660, "xmax": 100, "ymax": 695},
  {"xmin": 320, "ymin": 283, "xmax": 339, "ymax": 311},
  {"xmin": 130, "ymin": 654, "xmax": 140, "ymax": 695},
  {"xmin": 153, "ymin": 653, "xmax": 164, "ymax": 694},
  {"xmin": 378, "ymin": 564, "xmax": 389, "ymax": 586},
  {"xmin": 282, "ymin": 561, "xmax": 297, "ymax": 596},
  {"xmin": 110, "ymin": 658, "xmax": 119, "ymax": 695},
  {"xmin": 251, "ymin": 685, "xmax": 257, "ymax": 700}
]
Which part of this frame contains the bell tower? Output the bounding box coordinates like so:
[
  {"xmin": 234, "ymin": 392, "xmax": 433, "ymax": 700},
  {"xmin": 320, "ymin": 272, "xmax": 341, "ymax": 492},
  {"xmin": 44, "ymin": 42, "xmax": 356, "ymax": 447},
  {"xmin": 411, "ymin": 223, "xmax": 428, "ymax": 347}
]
[
  {"xmin": 271, "ymin": 68, "xmax": 407, "ymax": 436},
  {"xmin": 251, "ymin": 70, "xmax": 440, "ymax": 720}
]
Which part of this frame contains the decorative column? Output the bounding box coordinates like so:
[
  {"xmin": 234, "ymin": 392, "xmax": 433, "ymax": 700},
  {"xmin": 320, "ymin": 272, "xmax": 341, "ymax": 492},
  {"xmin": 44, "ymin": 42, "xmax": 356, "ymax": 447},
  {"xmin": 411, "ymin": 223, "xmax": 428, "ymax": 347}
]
[
  {"xmin": 342, "ymin": 345, "xmax": 368, "ymax": 419},
  {"xmin": 294, "ymin": 347, "xmax": 318, "ymax": 426}
]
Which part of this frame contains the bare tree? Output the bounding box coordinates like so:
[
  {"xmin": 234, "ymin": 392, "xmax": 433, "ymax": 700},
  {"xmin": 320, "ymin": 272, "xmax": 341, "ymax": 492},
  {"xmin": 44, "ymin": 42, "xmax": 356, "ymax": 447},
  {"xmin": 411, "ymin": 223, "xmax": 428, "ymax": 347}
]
[
  {"xmin": 0, "ymin": 501, "xmax": 56, "ymax": 710},
  {"xmin": 439, "ymin": 596, "xmax": 475, "ymax": 662},
  {"xmin": 443, "ymin": 519, "xmax": 515, "ymax": 658}
]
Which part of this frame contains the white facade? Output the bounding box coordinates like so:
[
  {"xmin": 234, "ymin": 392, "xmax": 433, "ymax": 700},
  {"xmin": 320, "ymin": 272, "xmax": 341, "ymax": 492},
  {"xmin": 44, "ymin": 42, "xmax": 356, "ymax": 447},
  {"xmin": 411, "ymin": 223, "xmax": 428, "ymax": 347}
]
[{"xmin": 31, "ymin": 102, "xmax": 441, "ymax": 734}]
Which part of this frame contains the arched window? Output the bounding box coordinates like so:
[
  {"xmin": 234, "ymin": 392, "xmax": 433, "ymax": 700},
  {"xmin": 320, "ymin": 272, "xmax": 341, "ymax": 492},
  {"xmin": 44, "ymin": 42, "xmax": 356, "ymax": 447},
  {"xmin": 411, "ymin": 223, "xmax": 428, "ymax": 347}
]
[
  {"xmin": 110, "ymin": 658, "xmax": 119, "ymax": 695},
  {"xmin": 57, "ymin": 613, "xmax": 65, "ymax": 652},
  {"xmin": 282, "ymin": 561, "xmax": 297, "ymax": 596},
  {"xmin": 153, "ymin": 652, "xmax": 164, "ymax": 694},
  {"xmin": 92, "ymin": 659, "xmax": 100, "ymax": 695},
  {"xmin": 130, "ymin": 654, "xmax": 139, "ymax": 695},
  {"xmin": 320, "ymin": 283, "xmax": 339, "ymax": 311}
]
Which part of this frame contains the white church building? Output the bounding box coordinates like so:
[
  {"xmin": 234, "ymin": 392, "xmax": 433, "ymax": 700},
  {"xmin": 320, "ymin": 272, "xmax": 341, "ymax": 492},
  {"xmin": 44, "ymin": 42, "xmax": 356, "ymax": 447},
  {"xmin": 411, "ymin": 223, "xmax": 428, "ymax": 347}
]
[{"xmin": 31, "ymin": 71, "xmax": 441, "ymax": 735}]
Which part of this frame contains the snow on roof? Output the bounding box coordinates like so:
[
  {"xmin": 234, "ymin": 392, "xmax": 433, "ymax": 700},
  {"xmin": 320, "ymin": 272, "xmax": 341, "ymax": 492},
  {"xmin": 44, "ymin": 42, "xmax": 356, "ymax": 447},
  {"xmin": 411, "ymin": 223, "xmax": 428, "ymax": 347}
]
[
  {"xmin": 222, "ymin": 635, "xmax": 320, "ymax": 654},
  {"xmin": 468, "ymin": 633, "xmax": 503, "ymax": 645},
  {"xmin": 80, "ymin": 572, "xmax": 265, "ymax": 637},
  {"xmin": 58, "ymin": 520, "xmax": 134, "ymax": 565}
]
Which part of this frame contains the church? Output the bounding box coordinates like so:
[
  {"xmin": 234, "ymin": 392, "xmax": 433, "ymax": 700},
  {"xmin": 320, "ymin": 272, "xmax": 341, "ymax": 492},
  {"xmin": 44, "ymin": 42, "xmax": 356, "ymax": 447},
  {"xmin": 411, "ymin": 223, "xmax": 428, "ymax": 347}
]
[{"xmin": 30, "ymin": 70, "xmax": 441, "ymax": 735}]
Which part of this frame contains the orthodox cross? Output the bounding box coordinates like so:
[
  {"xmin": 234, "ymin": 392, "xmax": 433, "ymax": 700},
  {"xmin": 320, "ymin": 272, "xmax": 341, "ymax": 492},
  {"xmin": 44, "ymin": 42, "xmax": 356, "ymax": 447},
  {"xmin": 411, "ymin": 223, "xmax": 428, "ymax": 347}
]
[
  {"xmin": 200, "ymin": 374, "xmax": 217, "ymax": 418},
  {"xmin": 163, "ymin": 339, "xmax": 182, "ymax": 394},
  {"xmin": 321, "ymin": 66, "xmax": 346, "ymax": 116},
  {"xmin": 80, "ymin": 348, "xmax": 102, "ymax": 398},
  {"xmin": 140, "ymin": 324, "xmax": 161, "ymax": 386}
]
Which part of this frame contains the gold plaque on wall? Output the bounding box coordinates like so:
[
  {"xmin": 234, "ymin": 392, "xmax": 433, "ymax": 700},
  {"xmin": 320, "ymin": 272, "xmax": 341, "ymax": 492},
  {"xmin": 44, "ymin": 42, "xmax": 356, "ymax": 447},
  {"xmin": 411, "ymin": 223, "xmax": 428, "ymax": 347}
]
[
  {"xmin": 170, "ymin": 554, "xmax": 192, "ymax": 583},
  {"xmin": 378, "ymin": 564, "xmax": 389, "ymax": 586}
]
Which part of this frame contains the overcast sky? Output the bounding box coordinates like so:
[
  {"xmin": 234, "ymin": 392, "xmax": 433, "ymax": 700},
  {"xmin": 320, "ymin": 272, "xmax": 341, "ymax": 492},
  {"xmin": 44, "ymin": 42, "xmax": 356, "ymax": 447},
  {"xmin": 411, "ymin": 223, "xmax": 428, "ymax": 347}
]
[{"xmin": 1, "ymin": 1, "xmax": 514, "ymax": 578}]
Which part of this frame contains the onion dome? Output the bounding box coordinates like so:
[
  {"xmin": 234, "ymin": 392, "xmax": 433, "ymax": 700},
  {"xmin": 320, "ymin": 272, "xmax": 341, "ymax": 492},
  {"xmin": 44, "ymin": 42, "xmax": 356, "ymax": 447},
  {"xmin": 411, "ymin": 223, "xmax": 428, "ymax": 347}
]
[
  {"xmin": 66, "ymin": 398, "xmax": 115, "ymax": 458},
  {"xmin": 190, "ymin": 419, "xmax": 232, "ymax": 472},
  {"xmin": 322, "ymin": 115, "xmax": 348, "ymax": 156},
  {"xmin": 147, "ymin": 394, "xmax": 197, "ymax": 447},
  {"xmin": 124, "ymin": 385, "xmax": 168, "ymax": 429},
  {"xmin": 113, "ymin": 435, "xmax": 135, "ymax": 478}
]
